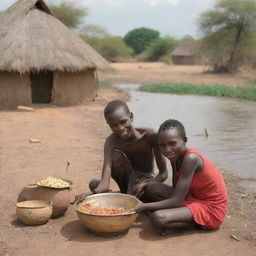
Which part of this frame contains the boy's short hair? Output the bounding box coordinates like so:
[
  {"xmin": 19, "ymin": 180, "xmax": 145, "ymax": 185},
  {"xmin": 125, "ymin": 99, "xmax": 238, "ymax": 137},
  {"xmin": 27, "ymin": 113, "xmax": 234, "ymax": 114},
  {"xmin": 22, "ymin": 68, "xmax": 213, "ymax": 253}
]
[
  {"xmin": 158, "ymin": 119, "xmax": 186, "ymax": 138},
  {"xmin": 104, "ymin": 100, "xmax": 130, "ymax": 118}
]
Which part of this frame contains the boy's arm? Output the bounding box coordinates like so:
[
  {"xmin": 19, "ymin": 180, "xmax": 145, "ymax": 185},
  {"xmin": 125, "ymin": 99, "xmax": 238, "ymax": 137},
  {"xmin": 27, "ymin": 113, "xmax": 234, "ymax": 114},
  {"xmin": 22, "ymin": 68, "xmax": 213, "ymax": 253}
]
[
  {"xmin": 93, "ymin": 137, "xmax": 113, "ymax": 193},
  {"xmin": 151, "ymin": 133, "xmax": 168, "ymax": 182}
]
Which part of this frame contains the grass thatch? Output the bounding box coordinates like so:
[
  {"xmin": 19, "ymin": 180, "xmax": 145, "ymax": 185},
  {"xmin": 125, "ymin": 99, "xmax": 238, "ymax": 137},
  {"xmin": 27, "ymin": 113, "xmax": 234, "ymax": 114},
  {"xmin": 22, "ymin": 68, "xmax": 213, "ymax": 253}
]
[{"xmin": 0, "ymin": 0, "xmax": 109, "ymax": 73}]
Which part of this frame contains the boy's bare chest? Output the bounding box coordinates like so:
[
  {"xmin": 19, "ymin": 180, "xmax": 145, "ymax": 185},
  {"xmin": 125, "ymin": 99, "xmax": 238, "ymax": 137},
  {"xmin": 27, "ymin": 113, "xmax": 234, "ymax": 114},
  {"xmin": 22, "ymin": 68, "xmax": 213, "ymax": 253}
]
[{"xmin": 113, "ymin": 137, "xmax": 152, "ymax": 155}]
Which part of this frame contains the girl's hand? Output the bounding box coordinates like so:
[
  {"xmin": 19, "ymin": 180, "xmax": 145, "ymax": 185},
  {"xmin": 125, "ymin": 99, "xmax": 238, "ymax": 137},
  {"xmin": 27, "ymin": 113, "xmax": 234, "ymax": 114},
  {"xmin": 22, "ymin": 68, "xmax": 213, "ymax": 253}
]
[{"xmin": 134, "ymin": 201, "xmax": 147, "ymax": 213}]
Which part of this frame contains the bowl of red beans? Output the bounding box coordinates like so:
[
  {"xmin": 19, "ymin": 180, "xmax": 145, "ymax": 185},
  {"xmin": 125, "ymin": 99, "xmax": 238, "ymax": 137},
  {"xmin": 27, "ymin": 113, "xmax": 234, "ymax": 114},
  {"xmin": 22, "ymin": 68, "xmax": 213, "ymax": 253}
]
[{"xmin": 74, "ymin": 193, "xmax": 140, "ymax": 234}]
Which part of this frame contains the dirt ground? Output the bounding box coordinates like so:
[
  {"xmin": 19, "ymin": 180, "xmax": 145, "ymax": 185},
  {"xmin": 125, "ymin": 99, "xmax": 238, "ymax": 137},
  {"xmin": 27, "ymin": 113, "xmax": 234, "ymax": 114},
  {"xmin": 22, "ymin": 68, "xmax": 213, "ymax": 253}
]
[
  {"xmin": 99, "ymin": 62, "xmax": 255, "ymax": 85},
  {"xmin": 1, "ymin": 63, "xmax": 256, "ymax": 256}
]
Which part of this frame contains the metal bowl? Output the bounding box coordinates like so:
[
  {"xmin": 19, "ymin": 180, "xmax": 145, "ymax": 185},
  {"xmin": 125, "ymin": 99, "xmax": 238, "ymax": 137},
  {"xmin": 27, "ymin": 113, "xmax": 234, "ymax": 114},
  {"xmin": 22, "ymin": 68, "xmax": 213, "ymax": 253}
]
[{"xmin": 74, "ymin": 193, "xmax": 140, "ymax": 234}]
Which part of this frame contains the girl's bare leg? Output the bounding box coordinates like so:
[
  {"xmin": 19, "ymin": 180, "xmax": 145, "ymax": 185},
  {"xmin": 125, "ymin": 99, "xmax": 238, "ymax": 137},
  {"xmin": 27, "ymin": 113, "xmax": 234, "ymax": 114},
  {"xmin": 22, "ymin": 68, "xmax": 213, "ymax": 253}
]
[
  {"xmin": 150, "ymin": 207, "xmax": 196, "ymax": 234},
  {"xmin": 142, "ymin": 181, "xmax": 173, "ymax": 202}
]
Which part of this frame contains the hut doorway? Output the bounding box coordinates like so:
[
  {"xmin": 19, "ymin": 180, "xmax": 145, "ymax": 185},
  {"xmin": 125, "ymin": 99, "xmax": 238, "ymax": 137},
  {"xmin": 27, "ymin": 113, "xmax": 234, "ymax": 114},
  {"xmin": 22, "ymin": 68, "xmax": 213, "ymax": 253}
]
[{"xmin": 31, "ymin": 72, "xmax": 53, "ymax": 103}]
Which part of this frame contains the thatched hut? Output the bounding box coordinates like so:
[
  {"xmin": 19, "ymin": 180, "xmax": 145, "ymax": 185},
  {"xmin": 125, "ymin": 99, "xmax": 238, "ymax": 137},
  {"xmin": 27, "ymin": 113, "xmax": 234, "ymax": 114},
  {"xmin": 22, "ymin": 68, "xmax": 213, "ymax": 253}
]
[
  {"xmin": 171, "ymin": 42, "xmax": 198, "ymax": 65},
  {"xmin": 0, "ymin": 0, "xmax": 109, "ymax": 109}
]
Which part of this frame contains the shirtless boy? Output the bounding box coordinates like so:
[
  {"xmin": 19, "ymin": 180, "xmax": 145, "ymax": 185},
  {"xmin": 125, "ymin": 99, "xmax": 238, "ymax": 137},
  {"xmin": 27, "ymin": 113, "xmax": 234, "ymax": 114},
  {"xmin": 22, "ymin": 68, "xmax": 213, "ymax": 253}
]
[{"xmin": 76, "ymin": 100, "xmax": 168, "ymax": 202}]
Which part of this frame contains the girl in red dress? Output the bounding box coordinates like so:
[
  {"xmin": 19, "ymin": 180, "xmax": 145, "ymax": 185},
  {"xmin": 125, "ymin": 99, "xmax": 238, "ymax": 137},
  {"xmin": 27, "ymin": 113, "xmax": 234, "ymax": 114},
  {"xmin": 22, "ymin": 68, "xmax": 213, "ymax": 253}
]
[{"xmin": 134, "ymin": 119, "xmax": 228, "ymax": 233}]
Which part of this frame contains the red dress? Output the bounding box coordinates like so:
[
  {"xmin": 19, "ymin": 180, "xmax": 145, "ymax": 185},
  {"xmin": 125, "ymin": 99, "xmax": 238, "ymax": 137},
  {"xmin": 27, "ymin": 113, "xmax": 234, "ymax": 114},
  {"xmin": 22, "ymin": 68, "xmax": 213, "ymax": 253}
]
[{"xmin": 176, "ymin": 148, "xmax": 228, "ymax": 229}]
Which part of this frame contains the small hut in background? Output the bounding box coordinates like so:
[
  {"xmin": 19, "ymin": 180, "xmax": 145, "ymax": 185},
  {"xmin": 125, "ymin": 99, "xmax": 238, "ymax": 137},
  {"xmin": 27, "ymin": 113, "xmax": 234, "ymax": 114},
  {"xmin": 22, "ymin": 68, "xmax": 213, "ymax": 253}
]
[
  {"xmin": 171, "ymin": 42, "xmax": 198, "ymax": 65},
  {"xmin": 0, "ymin": 0, "xmax": 109, "ymax": 109}
]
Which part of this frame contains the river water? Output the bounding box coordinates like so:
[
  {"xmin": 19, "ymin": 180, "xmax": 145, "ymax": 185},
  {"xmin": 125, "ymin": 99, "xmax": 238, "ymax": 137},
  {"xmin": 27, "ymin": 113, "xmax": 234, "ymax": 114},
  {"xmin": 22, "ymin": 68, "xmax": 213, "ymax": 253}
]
[{"xmin": 116, "ymin": 84, "xmax": 256, "ymax": 192}]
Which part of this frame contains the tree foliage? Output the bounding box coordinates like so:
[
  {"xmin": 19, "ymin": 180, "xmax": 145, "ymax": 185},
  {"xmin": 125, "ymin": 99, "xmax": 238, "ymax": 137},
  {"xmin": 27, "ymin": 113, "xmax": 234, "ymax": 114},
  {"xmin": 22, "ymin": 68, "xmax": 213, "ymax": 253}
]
[
  {"xmin": 49, "ymin": 1, "xmax": 87, "ymax": 29},
  {"xmin": 140, "ymin": 37, "xmax": 178, "ymax": 61},
  {"xmin": 180, "ymin": 35, "xmax": 195, "ymax": 43},
  {"xmin": 198, "ymin": 0, "xmax": 256, "ymax": 72},
  {"xmin": 79, "ymin": 24, "xmax": 109, "ymax": 39},
  {"xmin": 124, "ymin": 27, "xmax": 160, "ymax": 55},
  {"xmin": 80, "ymin": 36, "xmax": 133, "ymax": 62}
]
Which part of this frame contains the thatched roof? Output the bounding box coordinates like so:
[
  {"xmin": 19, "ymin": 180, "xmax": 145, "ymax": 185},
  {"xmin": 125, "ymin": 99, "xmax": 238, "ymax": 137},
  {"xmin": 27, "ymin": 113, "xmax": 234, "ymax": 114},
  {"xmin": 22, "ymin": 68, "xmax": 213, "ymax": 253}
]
[
  {"xmin": 171, "ymin": 42, "xmax": 197, "ymax": 57},
  {"xmin": 0, "ymin": 0, "xmax": 109, "ymax": 73}
]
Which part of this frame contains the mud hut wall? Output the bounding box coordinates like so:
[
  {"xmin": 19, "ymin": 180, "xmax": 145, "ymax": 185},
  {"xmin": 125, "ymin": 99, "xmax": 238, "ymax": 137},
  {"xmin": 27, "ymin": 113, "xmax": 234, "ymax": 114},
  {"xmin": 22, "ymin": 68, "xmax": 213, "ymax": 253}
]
[
  {"xmin": 0, "ymin": 72, "xmax": 31, "ymax": 109},
  {"xmin": 52, "ymin": 70, "xmax": 97, "ymax": 106}
]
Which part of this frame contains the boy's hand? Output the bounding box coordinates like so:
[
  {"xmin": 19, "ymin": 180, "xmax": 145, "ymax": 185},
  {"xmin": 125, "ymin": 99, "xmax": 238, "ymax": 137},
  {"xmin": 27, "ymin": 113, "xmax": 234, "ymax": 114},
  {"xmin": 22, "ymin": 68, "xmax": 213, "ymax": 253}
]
[
  {"xmin": 134, "ymin": 201, "xmax": 146, "ymax": 213},
  {"xmin": 132, "ymin": 183, "xmax": 147, "ymax": 198},
  {"xmin": 75, "ymin": 192, "xmax": 92, "ymax": 203}
]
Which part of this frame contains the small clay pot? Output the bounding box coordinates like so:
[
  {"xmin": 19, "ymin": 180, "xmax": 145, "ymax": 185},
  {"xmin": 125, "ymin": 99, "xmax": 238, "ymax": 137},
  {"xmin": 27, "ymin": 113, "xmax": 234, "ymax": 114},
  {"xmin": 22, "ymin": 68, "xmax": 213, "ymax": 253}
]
[
  {"xmin": 16, "ymin": 200, "xmax": 52, "ymax": 225},
  {"xmin": 17, "ymin": 184, "xmax": 72, "ymax": 218}
]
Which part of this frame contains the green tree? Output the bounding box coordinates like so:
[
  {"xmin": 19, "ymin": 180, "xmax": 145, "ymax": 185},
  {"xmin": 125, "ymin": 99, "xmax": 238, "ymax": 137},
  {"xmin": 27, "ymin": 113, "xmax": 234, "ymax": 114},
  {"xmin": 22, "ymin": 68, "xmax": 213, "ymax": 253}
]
[
  {"xmin": 80, "ymin": 36, "xmax": 133, "ymax": 62},
  {"xmin": 141, "ymin": 37, "xmax": 178, "ymax": 61},
  {"xmin": 49, "ymin": 1, "xmax": 87, "ymax": 29},
  {"xmin": 80, "ymin": 24, "xmax": 109, "ymax": 39},
  {"xmin": 124, "ymin": 27, "xmax": 160, "ymax": 55},
  {"xmin": 198, "ymin": 0, "xmax": 256, "ymax": 72},
  {"xmin": 180, "ymin": 35, "xmax": 195, "ymax": 43}
]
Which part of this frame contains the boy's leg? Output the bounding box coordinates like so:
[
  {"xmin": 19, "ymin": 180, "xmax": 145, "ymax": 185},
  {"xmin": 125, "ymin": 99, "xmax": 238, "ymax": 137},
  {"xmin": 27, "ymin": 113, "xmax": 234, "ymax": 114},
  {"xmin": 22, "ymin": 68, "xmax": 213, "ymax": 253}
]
[
  {"xmin": 89, "ymin": 179, "xmax": 101, "ymax": 192},
  {"xmin": 142, "ymin": 181, "xmax": 174, "ymax": 202},
  {"xmin": 150, "ymin": 207, "xmax": 196, "ymax": 233},
  {"xmin": 111, "ymin": 150, "xmax": 132, "ymax": 193},
  {"xmin": 89, "ymin": 150, "xmax": 131, "ymax": 193}
]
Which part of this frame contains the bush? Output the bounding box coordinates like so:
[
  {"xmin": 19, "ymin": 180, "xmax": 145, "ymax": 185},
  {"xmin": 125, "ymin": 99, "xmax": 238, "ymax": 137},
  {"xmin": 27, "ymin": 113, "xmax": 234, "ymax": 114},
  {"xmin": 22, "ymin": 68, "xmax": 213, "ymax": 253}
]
[
  {"xmin": 140, "ymin": 83, "xmax": 256, "ymax": 101},
  {"xmin": 139, "ymin": 37, "xmax": 178, "ymax": 61},
  {"xmin": 81, "ymin": 36, "xmax": 133, "ymax": 62}
]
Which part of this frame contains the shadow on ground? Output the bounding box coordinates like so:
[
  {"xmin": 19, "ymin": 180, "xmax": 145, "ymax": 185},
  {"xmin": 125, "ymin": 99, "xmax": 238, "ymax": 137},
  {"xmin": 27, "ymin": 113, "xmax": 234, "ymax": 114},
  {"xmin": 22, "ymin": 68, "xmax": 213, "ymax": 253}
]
[
  {"xmin": 136, "ymin": 214, "xmax": 220, "ymax": 241},
  {"xmin": 61, "ymin": 220, "xmax": 128, "ymax": 242}
]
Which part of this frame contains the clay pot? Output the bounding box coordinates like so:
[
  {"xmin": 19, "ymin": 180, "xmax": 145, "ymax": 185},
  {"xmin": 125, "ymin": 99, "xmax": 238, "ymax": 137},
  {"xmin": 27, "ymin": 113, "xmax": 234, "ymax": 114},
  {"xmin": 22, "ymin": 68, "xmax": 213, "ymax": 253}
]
[
  {"xmin": 17, "ymin": 184, "xmax": 72, "ymax": 218},
  {"xmin": 16, "ymin": 200, "xmax": 52, "ymax": 225}
]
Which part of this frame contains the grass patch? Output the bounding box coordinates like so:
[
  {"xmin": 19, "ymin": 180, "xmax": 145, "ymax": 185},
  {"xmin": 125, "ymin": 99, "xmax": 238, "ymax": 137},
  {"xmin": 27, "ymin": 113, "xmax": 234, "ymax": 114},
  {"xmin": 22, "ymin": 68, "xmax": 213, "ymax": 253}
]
[
  {"xmin": 98, "ymin": 81, "xmax": 114, "ymax": 88},
  {"xmin": 139, "ymin": 83, "xmax": 256, "ymax": 101},
  {"xmin": 106, "ymin": 67, "xmax": 118, "ymax": 74}
]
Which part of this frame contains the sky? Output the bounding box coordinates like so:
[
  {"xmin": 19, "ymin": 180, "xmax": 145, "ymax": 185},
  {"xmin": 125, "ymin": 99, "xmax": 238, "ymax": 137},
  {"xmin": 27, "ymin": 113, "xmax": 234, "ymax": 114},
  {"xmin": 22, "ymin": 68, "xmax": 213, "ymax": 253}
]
[{"xmin": 0, "ymin": 0, "xmax": 216, "ymax": 39}]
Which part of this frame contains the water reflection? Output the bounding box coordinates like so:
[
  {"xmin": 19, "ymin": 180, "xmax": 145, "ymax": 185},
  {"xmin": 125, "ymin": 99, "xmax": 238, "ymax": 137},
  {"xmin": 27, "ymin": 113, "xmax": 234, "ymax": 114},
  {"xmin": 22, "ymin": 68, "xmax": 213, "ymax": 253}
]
[{"xmin": 116, "ymin": 84, "xmax": 256, "ymax": 192}]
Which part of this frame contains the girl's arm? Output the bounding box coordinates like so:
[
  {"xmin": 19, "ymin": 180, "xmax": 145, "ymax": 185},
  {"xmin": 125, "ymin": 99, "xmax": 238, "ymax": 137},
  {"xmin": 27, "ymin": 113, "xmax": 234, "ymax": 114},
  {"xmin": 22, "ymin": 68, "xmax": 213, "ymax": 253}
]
[{"xmin": 135, "ymin": 153, "xmax": 201, "ymax": 212}]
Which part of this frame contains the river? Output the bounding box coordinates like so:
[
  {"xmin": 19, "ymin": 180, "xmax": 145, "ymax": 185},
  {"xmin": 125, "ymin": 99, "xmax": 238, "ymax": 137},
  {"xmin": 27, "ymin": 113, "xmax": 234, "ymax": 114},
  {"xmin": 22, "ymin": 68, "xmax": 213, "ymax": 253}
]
[{"xmin": 116, "ymin": 84, "xmax": 256, "ymax": 193}]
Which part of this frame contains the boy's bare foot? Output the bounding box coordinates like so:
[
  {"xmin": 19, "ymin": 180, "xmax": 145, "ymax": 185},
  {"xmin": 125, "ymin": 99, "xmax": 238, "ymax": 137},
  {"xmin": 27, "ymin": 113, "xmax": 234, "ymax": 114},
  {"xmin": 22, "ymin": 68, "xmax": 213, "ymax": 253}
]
[{"xmin": 159, "ymin": 229, "xmax": 174, "ymax": 236}]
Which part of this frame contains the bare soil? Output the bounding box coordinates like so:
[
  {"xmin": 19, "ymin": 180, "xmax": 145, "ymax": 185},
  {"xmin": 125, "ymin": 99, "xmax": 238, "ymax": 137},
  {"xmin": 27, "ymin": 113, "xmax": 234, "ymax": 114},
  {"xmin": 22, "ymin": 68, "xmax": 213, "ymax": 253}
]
[
  {"xmin": 99, "ymin": 62, "xmax": 255, "ymax": 85},
  {"xmin": 0, "ymin": 63, "xmax": 255, "ymax": 256}
]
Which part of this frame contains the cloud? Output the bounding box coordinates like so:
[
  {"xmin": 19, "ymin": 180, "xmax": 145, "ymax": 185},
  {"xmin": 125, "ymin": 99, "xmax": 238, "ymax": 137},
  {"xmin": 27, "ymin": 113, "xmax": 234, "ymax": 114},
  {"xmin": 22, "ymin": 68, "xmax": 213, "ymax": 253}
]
[
  {"xmin": 97, "ymin": 0, "xmax": 178, "ymax": 7},
  {"xmin": 104, "ymin": 0, "xmax": 120, "ymax": 5},
  {"xmin": 0, "ymin": 0, "xmax": 215, "ymax": 38},
  {"xmin": 166, "ymin": 0, "xmax": 179, "ymax": 5}
]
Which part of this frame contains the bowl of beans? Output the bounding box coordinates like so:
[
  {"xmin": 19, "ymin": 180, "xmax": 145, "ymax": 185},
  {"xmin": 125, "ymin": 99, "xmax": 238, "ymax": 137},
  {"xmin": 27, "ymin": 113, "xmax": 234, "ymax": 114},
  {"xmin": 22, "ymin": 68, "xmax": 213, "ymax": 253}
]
[{"xmin": 74, "ymin": 193, "xmax": 140, "ymax": 234}]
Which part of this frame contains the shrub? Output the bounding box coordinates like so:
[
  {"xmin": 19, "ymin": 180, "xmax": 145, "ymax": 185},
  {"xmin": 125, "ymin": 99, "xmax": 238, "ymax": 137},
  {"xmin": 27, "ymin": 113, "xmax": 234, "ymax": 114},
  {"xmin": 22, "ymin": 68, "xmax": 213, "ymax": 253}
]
[
  {"xmin": 140, "ymin": 37, "xmax": 178, "ymax": 61},
  {"xmin": 81, "ymin": 36, "xmax": 133, "ymax": 62}
]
